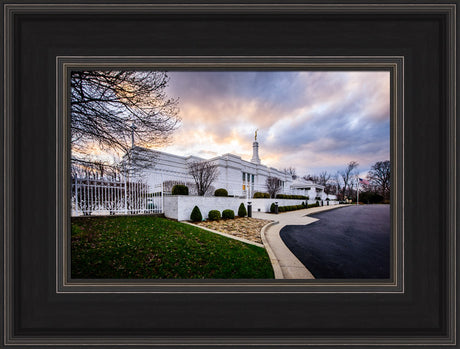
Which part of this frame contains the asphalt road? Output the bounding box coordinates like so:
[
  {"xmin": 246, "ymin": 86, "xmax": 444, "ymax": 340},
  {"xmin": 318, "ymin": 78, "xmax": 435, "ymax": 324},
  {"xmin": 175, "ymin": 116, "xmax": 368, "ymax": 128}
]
[{"xmin": 280, "ymin": 205, "xmax": 390, "ymax": 279}]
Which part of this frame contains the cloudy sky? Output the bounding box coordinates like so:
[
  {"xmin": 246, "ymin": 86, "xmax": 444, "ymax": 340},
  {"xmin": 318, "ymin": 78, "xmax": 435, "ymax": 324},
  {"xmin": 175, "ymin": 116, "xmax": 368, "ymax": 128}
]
[{"xmin": 160, "ymin": 71, "xmax": 390, "ymax": 177}]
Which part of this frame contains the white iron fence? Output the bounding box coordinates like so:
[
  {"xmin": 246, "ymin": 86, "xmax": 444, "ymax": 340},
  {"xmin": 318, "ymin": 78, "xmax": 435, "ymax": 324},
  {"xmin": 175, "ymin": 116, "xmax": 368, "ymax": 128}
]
[{"xmin": 71, "ymin": 177, "xmax": 163, "ymax": 216}]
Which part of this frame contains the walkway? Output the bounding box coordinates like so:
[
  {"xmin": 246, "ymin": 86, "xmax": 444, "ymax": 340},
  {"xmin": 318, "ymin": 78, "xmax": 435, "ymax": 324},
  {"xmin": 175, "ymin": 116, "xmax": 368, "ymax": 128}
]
[{"xmin": 253, "ymin": 204, "xmax": 349, "ymax": 279}]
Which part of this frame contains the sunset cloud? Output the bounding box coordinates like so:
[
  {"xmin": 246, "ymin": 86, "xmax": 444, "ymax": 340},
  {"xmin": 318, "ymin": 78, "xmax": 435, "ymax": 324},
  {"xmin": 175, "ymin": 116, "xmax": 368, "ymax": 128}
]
[{"xmin": 159, "ymin": 70, "xmax": 389, "ymax": 176}]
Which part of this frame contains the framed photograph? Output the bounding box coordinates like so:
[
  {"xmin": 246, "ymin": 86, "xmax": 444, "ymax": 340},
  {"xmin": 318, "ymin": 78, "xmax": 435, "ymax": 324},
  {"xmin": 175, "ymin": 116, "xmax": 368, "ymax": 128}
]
[
  {"xmin": 62, "ymin": 59, "xmax": 399, "ymax": 286},
  {"xmin": 2, "ymin": 1, "xmax": 457, "ymax": 347}
]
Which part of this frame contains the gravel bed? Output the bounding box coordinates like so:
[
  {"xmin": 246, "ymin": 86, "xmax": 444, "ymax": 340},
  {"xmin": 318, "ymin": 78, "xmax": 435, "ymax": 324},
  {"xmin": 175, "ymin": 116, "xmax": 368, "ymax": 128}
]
[{"xmin": 194, "ymin": 217, "xmax": 274, "ymax": 245}]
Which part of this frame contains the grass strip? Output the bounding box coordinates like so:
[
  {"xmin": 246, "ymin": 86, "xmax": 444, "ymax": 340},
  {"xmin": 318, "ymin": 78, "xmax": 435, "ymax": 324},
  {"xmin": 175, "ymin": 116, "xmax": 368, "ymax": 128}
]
[{"xmin": 71, "ymin": 215, "xmax": 274, "ymax": 279}]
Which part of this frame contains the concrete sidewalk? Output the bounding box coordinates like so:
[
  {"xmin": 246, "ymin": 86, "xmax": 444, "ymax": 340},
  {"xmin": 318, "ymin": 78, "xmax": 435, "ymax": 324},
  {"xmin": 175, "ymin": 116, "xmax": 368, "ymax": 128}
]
[{"xmin": 254, "ymin": 204, "xmax": 350, "ymax": 279}]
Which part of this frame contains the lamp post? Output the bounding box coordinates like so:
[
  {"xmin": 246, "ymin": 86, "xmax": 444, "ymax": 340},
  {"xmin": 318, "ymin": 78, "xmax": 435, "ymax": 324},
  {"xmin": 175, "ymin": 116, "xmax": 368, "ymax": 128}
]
[
  {"xmin": 130, "ymin": 122, "xmax": 137, "ymax": 148},
  {"xmin": 356, "ymin": 177, "xmax": 359, "ymax": 206}
]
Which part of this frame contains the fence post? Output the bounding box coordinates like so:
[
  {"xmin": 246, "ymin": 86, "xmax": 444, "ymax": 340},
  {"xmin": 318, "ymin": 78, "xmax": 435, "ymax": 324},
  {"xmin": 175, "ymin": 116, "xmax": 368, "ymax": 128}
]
[
  {"xmin": 124, "ymin": 176, "xmax": 128, "ymax": 214},
  {"xmin": 161, "ymin": 173, "xmax": 164, "ymax": 214},
  {"xmin": 74, "ymin": 177, "xmax": 78, "ymax": 216}
]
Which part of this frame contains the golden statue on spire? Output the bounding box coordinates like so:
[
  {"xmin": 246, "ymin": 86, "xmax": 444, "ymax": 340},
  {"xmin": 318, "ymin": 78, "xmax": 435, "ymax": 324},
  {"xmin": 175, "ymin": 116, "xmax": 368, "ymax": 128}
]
[{"xmin": 255, "ymin": 129, "xmax": 258, "ymax": 141}]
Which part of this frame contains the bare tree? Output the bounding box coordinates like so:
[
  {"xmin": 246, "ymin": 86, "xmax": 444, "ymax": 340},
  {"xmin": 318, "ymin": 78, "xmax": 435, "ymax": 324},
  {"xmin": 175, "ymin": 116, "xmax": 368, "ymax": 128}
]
[
  {"xmin": 367, "ymin": 160, "xmax": 391, "ymax": 200},
  {"xmin": 303, "ymin": 174, "xmax": 317, "ymax": 182},
  {"xmin": 188, "ymin": 161, "xmax": 219, "ymax": 196},
  {"xmin": 71, "ymin": 71, "xmax": 180, "ymax": 157},
  {"xmin": 314, "ymin": 171, "xmax": 333, "ymax": 194},
  {"xmin": 340, "ymin": 161, "xmax": 359, "ymax": 199},
  {"xmin": 317, "ymin": 171, "xmax": 331, "ymax": 186},
  {"xmin": 266, "ymin": 176, "xmax": 282, "ymax": 198},
  {"xmin": 119, "ymin": 146, "xmax": 158, "ymax": 178},
  {"xmin": 303, "ymin": 173, "xmax": 327, "ymax": 185},
  {"xmin": 71, "ymin": 157, "xmax": 122, "ymax": 180},
  {"xmin": 283, "ymin": 167, "xmax": 297, "ymax": 180},
  {"xmin": 331, "ymin": 172, "xmax": 342, "ymax": 198}
]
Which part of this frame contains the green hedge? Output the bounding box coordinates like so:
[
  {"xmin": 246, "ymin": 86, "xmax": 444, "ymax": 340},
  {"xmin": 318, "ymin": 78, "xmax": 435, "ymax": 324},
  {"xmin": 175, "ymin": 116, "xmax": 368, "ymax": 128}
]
[
  {"xmin": 208, "ymin": 210, "xmax": 221, "ymax": 221},
  {"xmin": 222, "ymin": 209, "xmax": 235, "ymax": 219},
  {"xmin": 253, "ymin": 192, "xmax": 270, "ymax": 198},
  {"xmin": 276, "ymin": 203, "xmax": 318, "ymax": 212},
  {"xmin": 172, "ymin": 184, "xmax": 189, "ymax": 195},
  {"xmin": 278, "ymin": 204, "xmax": 305, "ymax": 212},
  {"xmin": 214, "ymin": 188, "xmax": 228, "ymax": 197},
  {"xmin": 358, "ymin": 191, "xmax": 384, "ymax": 204},
  {"xmin": 275, "ymin": 194, "xmax": 308, "ymax": 200}
]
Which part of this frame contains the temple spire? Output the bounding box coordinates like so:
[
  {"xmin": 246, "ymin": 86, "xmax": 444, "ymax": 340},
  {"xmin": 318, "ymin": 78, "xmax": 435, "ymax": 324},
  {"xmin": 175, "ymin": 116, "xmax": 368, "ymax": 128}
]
[{"xmin": 251, "ymin": 130, "xmax": 261, "ymax": 164}]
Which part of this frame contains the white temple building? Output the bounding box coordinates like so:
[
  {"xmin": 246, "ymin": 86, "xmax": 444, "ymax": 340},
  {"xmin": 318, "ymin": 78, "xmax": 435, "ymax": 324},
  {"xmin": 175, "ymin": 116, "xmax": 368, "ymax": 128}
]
[
  {"xmin": 139, "ymin": 133, "xmax": 335, "ymax": 201},
  {"xmin": 71, "ymin": 132, "xmax": 337, "ymax": 218}
]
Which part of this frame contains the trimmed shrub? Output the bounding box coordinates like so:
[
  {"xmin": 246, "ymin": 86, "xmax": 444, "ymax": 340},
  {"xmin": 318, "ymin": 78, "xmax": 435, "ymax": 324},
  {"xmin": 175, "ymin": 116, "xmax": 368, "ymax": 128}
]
[
  {"xmin": 314, "ymin": 196, "xmax": 321, "ymax": 200},
  {"xmin": 275, "ymin": 194, "xmax": 308, "ymax": 200},
  {"xmin": 172, "ymin": 184, "xmax": 189, "ymax": 195},
  {"xmin": 253, "ymin": 192, "xmax": 270, "ymax": 198},
  {"xmin": 222, "ymin": 209, "xmax": 235, "ymax": 219},
  {"xmin": 275, "ymin": 204, "xmax": 311, "ymax": 213},
  {"xmin": 208, "ymin": 210, "xmax": 221, "ymax": 221},
  {"xmin": 214, "ymin": 188, "xmax": 228, "ymax": 197},
  {"xmin": 238, "ymin": 203, "xmax": 247, "ymax": 217},
  {"xmin": 190, "ymin": 206, "xmax": 203, "ymax": 222}
]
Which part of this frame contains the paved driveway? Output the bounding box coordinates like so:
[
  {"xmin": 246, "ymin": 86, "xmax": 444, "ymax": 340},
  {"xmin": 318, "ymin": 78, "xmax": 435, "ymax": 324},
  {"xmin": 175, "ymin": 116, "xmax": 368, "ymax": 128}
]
[{"xmin": 279, "ymin": 205, "xmax": 390, "ymax": 279}]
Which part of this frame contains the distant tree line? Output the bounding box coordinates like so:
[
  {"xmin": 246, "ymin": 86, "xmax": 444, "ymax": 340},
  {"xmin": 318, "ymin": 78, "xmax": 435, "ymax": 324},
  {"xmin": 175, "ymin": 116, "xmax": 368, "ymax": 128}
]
[{"xmin": 281, "ymin": 160, "xmax": 390, "ymax": 204}]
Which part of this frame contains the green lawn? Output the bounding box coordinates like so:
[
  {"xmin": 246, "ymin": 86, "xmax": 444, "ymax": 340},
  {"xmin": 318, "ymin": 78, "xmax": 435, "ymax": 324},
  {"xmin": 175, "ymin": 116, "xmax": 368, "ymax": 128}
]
[{"xmin": 71, "ymin": 215, "xmax": 274, "ymax": 279}]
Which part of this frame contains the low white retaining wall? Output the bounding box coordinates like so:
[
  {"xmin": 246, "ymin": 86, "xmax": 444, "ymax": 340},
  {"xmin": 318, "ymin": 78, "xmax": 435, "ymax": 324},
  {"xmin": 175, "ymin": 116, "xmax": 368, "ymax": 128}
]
[
  {"xmin": 164, "ymin": 196, "xmax": 243, "ymax": 221},
  {"xmin": 164, "ymin": 196, "xmax": 338, "ymax": 221}
]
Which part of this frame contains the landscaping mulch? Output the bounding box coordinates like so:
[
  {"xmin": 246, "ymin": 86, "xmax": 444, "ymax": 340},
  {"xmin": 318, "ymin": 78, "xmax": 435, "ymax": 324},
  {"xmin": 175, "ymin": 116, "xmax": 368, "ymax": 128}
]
[{"xmin": 194, "ymin": 217, "xmax": 274, "ymax": 245}]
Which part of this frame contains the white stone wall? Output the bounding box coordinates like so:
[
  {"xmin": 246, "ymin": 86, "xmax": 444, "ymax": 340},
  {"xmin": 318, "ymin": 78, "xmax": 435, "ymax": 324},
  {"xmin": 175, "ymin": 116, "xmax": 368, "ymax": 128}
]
[
  {"xmin": 163, "ymin": 196, "xmax": 339, "ymax": 221},
  {"xmin": 164, "ymin": 196, "xmax": 244, "ymax": 221}
]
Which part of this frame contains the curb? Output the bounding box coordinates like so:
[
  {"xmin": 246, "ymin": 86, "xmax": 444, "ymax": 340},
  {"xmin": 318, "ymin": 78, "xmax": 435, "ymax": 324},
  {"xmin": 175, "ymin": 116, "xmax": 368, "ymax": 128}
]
[
  {"xmin": 181, "ymin": 221, "xmax": 265, "ymax": 248},
  {"xmin": 302, "ymin": 203, "xmax": 353, "ymax": 216},
  {"xmin": 260, "ymin": 221, "xmax": 284, "ymax": 279}
]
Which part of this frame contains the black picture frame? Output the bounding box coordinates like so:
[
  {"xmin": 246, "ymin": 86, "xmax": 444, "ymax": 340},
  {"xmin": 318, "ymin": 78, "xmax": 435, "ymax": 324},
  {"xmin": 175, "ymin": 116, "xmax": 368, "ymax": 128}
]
[
  {"xmin": 57, "ymin": 56, "xmax": 403, "ymax": 292},
  {"xmin": 2, "ymin": 1, "xmax": 457, "ymax": 348}
]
